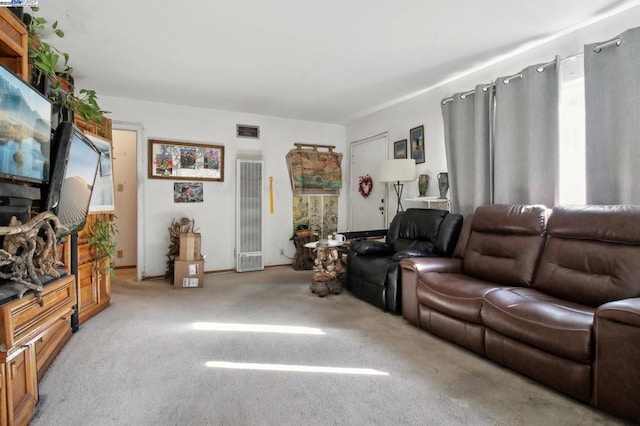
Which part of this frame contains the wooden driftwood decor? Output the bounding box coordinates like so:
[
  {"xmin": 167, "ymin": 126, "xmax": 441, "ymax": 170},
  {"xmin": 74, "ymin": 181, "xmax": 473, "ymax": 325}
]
[
  {"xmin": 166, "ymin": 217, "xmax": 197, "ymax": 279},
  {"xmin": 0, "ymin": 212, "xmax": 67, "ymax": 299}
]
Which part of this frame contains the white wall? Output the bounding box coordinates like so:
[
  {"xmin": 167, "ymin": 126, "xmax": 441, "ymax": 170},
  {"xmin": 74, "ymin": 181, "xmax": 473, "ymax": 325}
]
[
  {"xmin": 95, "ymin": 96, "xmax": 346, "ymax": 278},
  {"xmin": 346, "ymin": 4, "xmax": 640, "ymax": 204}
]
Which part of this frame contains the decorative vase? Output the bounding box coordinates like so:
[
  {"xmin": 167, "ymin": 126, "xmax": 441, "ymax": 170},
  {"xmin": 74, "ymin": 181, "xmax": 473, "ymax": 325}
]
[
  {"xmin": 418, "ymin": 174, "xmax": 429, "ymax": 197},
  {"xmin": 437, "ymin": 172, "xmax": 449, "ymax": 199}
]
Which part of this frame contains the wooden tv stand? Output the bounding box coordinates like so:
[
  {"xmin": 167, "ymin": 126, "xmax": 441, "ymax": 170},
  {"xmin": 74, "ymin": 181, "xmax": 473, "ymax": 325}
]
[
  {"xmin": 0, "ymin": 9, "xmax": 90, "ymax": 424},
  {"xmin": 0, "ymin": 274, "xmax": 76, "ymax": 426}
]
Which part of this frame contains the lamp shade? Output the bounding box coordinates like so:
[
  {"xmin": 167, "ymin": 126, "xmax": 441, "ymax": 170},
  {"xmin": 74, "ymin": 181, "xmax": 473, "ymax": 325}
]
[{"xmin": 377, "ymin": 159, "xmax": 416, "ymax": 182}]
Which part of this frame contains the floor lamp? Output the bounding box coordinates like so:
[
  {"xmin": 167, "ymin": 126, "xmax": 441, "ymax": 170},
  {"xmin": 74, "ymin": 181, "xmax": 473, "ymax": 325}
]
[{"xmin": 378, "ymin": 159, "xmax": 417, "ymax": 214}]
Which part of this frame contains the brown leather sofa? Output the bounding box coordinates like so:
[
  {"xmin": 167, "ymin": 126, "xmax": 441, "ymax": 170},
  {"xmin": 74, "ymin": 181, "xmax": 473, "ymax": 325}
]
[{"xmin": 400, "ymin": 204, "xmax": 640, "ymax": 423}]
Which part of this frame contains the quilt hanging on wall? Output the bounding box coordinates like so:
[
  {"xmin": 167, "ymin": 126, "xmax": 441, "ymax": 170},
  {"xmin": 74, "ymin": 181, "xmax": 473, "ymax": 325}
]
[
  {"xmin": 286, "ymin": 147, "xmax": 342, "ymax": 195},
  {"xmin": 293, "ymin": 195, "xmax": 338, "ymax": 240}
]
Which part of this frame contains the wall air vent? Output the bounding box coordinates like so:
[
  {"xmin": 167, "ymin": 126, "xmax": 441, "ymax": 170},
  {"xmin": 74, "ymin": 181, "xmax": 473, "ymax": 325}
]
[{"xmin": 237, "ymin": 124, "xmax": 260, "ymax": 139}]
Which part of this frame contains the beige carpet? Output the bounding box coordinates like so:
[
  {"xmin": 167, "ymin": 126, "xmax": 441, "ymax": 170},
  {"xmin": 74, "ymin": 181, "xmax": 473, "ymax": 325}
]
[{"xmin": 30, "ymin": 267, "xmax": 628, "ymax": 425}]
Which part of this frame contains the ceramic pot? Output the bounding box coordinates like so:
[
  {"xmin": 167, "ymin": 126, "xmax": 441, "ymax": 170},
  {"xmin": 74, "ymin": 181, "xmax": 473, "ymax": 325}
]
[
  {"xmin": 437, "ymin": 172, "xmax": 449, "ymax": 199},
  {"xmin": 418, "ymin": 174, "xmax": 429, "ymax": 197}
]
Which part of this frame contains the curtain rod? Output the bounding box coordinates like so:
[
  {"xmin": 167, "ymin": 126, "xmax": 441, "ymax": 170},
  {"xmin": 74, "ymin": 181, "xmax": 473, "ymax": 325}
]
[
  {"xmin": 535, "ymin": 59, "xmax": 556, "ymax": 72},
  {"xmin": 442, "ymin": 59, "xmax": 554, "ymax": 103},
  {"xmin": 593, "ymin": 37, "xmax": 621, "ymax": 53},
  {"xmin": 293, "ymin": 143, "xmax": 336, "ymax": 152},
  {"xmin": 442, "ymin": 41, "xmax": 614, "ymax": 106},
  {"xmin": 442, "ymin": 83, "xmax": 493, "ymax": 105},
  {"xmin": 503, "ymin": 58, "xmax": 557, "ymax": 84}
]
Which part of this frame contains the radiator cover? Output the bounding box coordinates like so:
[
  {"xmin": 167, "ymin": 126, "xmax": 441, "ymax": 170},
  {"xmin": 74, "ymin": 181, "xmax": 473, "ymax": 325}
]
[{"xmin": 236, "ymin": 160, "xmax": 264, "ymax": 272}]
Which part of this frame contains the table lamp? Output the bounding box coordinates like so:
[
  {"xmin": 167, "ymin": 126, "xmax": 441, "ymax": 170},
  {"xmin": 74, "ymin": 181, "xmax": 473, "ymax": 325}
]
[{"xmin": 378, "ymin": 159, "xmax": 416, "ymax": 213}]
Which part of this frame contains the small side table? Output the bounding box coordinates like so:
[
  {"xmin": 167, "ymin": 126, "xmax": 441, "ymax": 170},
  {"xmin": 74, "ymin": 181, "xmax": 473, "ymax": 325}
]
[
  {"xmin": 304, "ymin": 240, "xmax": 344, "ymax": 297},
  {"xmin": 292, "ymin": 230, "xmax": 318, "ymax": 270}
]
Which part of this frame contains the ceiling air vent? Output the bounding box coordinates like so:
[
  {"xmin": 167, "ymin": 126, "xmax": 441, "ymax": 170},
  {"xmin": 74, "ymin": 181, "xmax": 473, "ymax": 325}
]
[{"xmin": 237, "ymin": 124, "xmax": 260, "ymax": 139}]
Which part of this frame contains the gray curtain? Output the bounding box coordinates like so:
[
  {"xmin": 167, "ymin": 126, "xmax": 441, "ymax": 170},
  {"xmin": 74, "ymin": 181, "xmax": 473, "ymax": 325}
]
[
  {"xmin": 584, "ymin": 27, "xmax": 640, "ymax": 205},
  {"xmin": 493, "ymin": 61, "xmax": 560, "ymax": 206},
  {"xmin": 441, "ymin": 85, "xmax": 492, "ymax": 215}
]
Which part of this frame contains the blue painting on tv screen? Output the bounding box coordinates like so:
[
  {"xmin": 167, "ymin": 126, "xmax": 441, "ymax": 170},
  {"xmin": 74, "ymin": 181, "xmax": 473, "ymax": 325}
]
[{"xmin": 0, "ymin": 64, "xmax": 51, "ymax": 184}]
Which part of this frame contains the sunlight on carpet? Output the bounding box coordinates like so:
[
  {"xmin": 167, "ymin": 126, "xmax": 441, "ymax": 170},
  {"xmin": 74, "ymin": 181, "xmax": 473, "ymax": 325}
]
[
  {"xmin": 193, "ymin": 322, "xmax": 325, "ymax": 335},
  {"xmin": 205, "ymin": 361, "xmax": 389, "ymax": 375}
]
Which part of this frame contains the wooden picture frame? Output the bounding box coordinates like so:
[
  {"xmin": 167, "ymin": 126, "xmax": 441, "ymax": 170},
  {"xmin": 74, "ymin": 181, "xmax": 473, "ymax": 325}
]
[
  {"xmin": 148, "ymin": 139, "xmax": 225, "ymax": 181},
  {"xmin": 86, "ymin": 133, "xmax": 116, "ymax": 213},
  {"xmin": 393, "ymin": 139, "xmax": 407, "ymax": 159},
  {"xmin": 410, "ymin": 125, "xmax": 425, "ymax": 164}
]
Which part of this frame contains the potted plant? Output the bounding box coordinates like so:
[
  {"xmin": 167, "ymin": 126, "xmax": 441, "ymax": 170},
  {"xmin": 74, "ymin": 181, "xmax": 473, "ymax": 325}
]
[
  {"xmin": 87, "ymin": 216, "xmax": 118, "ymax": 277},
  {"xmin": 25, "ymin": 8, "xmax": 71, "ymax": 85},
  {"xmin": 25, "ymin": 7, "xmax": 109, "ymax": 125}
]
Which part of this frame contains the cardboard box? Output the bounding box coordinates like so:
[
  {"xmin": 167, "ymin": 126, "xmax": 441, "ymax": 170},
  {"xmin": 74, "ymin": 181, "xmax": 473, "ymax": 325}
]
[
  {"xmin": 179, "ymin": 232, "xmax": 201, "ymax": 261},
  {"xmin": 174, "ymin": 259, "xmax": 204, "ymax": 288}
]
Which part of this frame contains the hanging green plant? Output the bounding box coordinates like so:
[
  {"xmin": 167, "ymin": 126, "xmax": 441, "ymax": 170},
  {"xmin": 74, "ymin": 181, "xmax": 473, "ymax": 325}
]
[
  {"xmin": 26, "ymin": 7, "xmax": 71, "ymax": 84},
  {"xmin": 87, "ymin": 216, "xmax": 118, "ymax": 277},
  {"xmin": 26, "ymin": 7, "xmax": 109, "ymax": 125},
  {"xmin": 66, "ymin": 88, "xmax": 110, "ymax": 124}
]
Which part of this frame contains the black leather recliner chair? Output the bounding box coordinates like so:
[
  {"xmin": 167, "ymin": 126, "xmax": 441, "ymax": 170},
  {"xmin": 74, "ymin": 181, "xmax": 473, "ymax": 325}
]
[{"xmin": 346, "ymin": 208, "xmax": 463, "ymax": 314}]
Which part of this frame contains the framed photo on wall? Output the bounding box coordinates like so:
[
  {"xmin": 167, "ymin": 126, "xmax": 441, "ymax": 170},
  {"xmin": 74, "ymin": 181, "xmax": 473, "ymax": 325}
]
[
  {"xmin": 148, "ymin": 139, "xmax": 225, "ymax": 181},
  {"xmin": 393, "ymin": 139, "xmax": 407, "ymax": 159},
  {"xmin": 86, "ymin": 133, "xmax": 116, "ymax": 213},
  {"xmin": 410, "ymin": 125, "xmax": 425, "ymax": 164}
]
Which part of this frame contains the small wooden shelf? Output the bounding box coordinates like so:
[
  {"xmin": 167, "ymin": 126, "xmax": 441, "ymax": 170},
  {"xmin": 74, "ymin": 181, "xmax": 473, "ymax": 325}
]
[{"xmin": 0, "ymin": 8, "xmax": 28, "ymax": 80}]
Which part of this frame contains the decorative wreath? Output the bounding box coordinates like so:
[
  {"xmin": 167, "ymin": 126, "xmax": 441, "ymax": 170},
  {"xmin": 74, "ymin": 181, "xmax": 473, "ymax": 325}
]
[{"xmin": 358, "ymin": 175, "xmax": 373, "ymax": 198}]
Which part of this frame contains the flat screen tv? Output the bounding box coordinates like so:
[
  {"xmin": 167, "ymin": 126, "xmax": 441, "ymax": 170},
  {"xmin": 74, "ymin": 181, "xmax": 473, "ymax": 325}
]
[
  {"xmin": 41, "ymin": 122, "xmax": 101, "ymax": 236},
  {"xmin": 0, "ymin": 63, "xmax": 52, "ymax": 184}
]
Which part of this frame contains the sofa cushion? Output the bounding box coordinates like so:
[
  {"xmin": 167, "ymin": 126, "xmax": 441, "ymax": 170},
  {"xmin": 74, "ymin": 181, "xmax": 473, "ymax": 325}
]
[
  {"xmin": 390, "ymin": 249, "xmax": 432, "ymax": 261},
  {"xmin": 349, "ymin": 240, "xmax": 393, "ymax": 256},
  {"xmin": 463, "ymin": 204, "xmax": 547, "ymax": 286},
  {"xmin": 434, "ymin": 213, "xmax": 464, "ymax": 256},
  {"xmin": 533, "ymin": 205, "xmax": 640, "ymax": 307},
  {"xmin": 416, "ymin": 272, "xmax": 503, "ymax": 324},
  {"xmin": 388, "ymin": 209, "xmax": 447, "ymax": 253},
  {"xmin": 482, "ymin": 287, "xmax": 595, "ymax": 363},
  {"xmin": 347, "ymin": 256, "xmax": 396, "ymax": 288}
]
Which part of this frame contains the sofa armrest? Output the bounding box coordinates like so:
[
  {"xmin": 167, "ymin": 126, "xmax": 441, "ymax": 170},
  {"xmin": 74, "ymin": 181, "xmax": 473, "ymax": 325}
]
[
  {"xmin": 391, "ymin": 249, "xmax": 433, "ymax": 261},
  {"xmin": 399, "ymin": 258, "xmax": 463, "ymax": 325},
  {"xmin": 593, "ymin": 298, "xmax": 640, "ymax": 423},
  {"xmin": 349, "ymin": 240, "xmax": 393, "ymax": 256}
]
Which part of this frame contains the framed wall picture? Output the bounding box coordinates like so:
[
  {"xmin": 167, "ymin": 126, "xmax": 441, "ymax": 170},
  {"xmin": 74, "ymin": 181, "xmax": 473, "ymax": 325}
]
[
  {"xmin": 174, "ymin": 182, "xmax": 204, "ymax": 203},
  {"xmin": 86, "ymin": 133, "xmax": 116, "ymax": 213},
  {"xmin": 148, "ymin": 139, "xmax": 225, "ymax": 181},
  {"xmin": 393, "ymin": 139, "xmax": 407, "ymax": 159},
  {"xmin": 410, "ymin": 125, "xmax": 425, "ymax": 164}
]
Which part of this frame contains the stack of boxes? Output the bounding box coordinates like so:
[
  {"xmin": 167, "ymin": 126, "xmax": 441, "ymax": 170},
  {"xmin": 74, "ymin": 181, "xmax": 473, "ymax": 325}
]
[{"xmin": 173, "ymin": 232, "xmax": 204, "ymax": 289}]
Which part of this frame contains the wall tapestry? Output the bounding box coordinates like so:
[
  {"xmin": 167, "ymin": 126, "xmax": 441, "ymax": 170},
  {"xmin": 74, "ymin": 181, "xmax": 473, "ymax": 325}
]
[
  {"xmin": 293, "ymin": 195, "xmax": 338, "ymax": 239},
  {"xmin": 286, "ymin": 144, "xmax": 342, "ymax": 195}
]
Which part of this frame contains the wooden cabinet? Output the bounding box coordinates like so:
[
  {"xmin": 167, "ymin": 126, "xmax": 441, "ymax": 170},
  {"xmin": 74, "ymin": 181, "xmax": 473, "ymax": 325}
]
[
  {"xmin": 73, "ymin": 113, "xmax": 114, "ymax": 325},
  {"xmin": 74, "ymin": 115, "xmax": 112, "ymax": 141},
  {"xmin": 0, "ymin": 274, "xmax": 75, "ymax": 426},
  {"xmin": 34, "ymin": 315, "xmax": 72, "ymax": 382},
  {"xmin": 75, "ymin": 214, "xmax": 111, "ymax": 325},
  {"xmin": 0, "ymin": 276, "xmax": 75, "ymax": 352},
  {"xmin": 0, "ymin": 8, "xmax": 28, "ymax": 81},
  {"xmin": 4, "ymin": 345, "xmax": 37, "ymax": 426}
]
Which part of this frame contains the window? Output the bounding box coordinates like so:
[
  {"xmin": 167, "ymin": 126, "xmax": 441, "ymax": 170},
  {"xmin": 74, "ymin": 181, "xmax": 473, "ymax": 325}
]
[{"xmin": 558, "ymin": 56, "xmax": 586, "ymax": 205}]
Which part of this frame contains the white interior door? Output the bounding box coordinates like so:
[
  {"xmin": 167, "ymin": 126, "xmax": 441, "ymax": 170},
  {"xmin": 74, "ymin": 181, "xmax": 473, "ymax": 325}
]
[{"xmin": 349, "ymin": 133, "xmax": 389, "ymax": 231}]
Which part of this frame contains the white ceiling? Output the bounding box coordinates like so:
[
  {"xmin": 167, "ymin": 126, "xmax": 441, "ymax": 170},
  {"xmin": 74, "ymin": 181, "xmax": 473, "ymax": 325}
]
[{"xmin": 36, "ymin": 0, "xmax": 638, "ymax": 124}]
